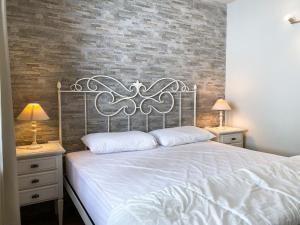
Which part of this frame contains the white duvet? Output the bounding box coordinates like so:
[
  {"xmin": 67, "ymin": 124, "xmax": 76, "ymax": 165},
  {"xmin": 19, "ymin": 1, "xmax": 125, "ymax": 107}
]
[
  {"xmin": 108, "ymin": 156, "xmax": 300, "ymax": 225},
  {"xmin": 66, "ymin": 141, "xmax": 285, "ymax": 225}
]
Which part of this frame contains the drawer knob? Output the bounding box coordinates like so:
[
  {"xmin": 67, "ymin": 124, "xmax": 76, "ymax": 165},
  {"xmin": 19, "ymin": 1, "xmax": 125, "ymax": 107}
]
[
  {"xmin": 31, "ymin": 179, "xmax": 40, "ymax": 184},
  {"xmin": 231, "ymin": 138, "xmax": 237, "ymax": 141},
  {"xmin": 30, "ymin": 164, "xmax": 39, "ymax": 169},
  {"xmin": 31, "ymin": 194, "xmax": 40, "ymax": 199}
]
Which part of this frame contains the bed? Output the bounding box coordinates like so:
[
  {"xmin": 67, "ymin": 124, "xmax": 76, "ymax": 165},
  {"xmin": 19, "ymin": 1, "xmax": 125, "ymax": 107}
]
[
  {"xmin": 65, "ymin": 141, "xmax": 284, "ymax": 225},
  {"xmin": 58, "ymin": 76, "xmax": 298, "ymax": 225}
]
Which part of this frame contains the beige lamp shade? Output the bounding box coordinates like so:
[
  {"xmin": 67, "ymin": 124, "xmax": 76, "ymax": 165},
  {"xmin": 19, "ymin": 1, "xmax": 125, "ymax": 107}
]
[
  {"xmin": 17, "ymin": 103, "xmax": 49, "ymax": 121},
  {"xmin": 212, "ymin": 99, "xmax": 232, "ymax": 111}
]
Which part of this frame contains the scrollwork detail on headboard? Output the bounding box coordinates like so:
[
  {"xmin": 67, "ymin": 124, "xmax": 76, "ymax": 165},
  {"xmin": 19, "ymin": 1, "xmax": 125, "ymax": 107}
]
[
  {"xmin": 57, "ymin": 75, "xmax": 197, "ymax": 143},
  {"xmin": 67, "ymin": 75, "xmax": 191, "ymax": 117}
]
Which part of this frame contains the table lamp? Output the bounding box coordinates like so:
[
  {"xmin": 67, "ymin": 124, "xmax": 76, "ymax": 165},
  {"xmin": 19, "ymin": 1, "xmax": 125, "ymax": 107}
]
[
  {"xmin": 212, "ymin": 99, "xmax": 231, "ymax": 128},
  {"xmin": 17, "ymin": 103, "xmax": 49, "ymax": 149}
]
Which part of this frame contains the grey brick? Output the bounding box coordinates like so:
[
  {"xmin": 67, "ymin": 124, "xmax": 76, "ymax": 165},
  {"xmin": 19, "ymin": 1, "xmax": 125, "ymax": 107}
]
[{"xmin": 8, "ymin": 0, "xmax": 226, "ymax": 151}]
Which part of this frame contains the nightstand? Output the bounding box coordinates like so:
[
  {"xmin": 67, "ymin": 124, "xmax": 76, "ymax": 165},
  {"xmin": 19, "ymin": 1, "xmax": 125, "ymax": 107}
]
[
  {"xmin": 16, "ymin": 141, "xmax": 65, "ymax": 225},
  {"xmin": 206, "ymin": 126, "xmax": 247, "ymax": 148}
]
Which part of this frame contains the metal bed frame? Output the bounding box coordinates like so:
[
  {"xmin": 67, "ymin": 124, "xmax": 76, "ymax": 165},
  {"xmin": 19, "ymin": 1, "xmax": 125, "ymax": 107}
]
[{"xmin": 57, "ymin": 75, "xmax": 197, "ymax": 225}]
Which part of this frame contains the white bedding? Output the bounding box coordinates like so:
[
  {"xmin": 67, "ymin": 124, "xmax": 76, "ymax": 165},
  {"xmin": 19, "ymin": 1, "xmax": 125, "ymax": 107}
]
[
  {"xmin": 108, "ymin": 156, "xmax": 300, "ymax": 225},
  {"xmin": 65, "ymin": 141, "xmax": 285, "ymax": 225}
]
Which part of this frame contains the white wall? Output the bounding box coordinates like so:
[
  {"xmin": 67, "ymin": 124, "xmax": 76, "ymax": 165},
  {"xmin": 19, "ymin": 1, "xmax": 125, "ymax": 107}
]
[{"xmin": 226, "ymin": 0, "xmax": 300, "ymax": 156}]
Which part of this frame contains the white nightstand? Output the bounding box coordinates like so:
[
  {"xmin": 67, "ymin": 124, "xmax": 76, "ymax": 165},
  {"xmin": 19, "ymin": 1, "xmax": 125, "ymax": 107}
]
[
  {"xmin": 16, "ymin": 141, "xmax": 65, "ymax": 225},
  {"xmin": 206, "ymin": 127, "xmax": 247, "ymax": 148}
]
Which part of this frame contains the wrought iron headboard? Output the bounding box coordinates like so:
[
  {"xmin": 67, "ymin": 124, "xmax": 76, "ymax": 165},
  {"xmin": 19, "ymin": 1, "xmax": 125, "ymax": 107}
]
[{"xmin": 57, "ymin": 76, "xmax": 197, "ymax": 144}]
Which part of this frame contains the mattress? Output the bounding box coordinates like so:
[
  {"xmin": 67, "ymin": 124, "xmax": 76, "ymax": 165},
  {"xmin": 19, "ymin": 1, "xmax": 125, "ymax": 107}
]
[{"xmin": 65, "ymin": 141, "xmax": 285, "ymax": 225}]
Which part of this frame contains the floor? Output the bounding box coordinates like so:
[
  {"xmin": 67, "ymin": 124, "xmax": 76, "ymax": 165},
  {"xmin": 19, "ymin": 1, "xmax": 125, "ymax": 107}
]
[{"xmin": 21, "ymin": 194, "xmax": 84, "ymax": 225}]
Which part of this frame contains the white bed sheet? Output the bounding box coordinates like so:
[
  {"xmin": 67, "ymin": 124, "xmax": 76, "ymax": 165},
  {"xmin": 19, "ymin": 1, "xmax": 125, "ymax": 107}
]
[{"xmin": 65, "ymin": 141, "xmax": 285, "ymax": 225}]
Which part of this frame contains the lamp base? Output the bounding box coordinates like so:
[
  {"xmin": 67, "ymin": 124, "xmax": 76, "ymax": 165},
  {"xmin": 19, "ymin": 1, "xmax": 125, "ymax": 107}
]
[{"xmin": 219, "ymin": 111, "xmax": 224, "ymax": 128}]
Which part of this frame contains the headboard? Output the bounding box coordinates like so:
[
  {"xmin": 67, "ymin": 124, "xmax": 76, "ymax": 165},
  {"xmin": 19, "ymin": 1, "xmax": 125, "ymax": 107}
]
[{"xmin": 57, "ymin": 76, "xmax": 197, "ymax": 145}]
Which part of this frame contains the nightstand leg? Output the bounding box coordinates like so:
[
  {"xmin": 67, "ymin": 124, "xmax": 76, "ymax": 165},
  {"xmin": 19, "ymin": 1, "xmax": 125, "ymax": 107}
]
[{"xmin": 55, "ymin": 199, "xmax": 63, "ymax": 225}]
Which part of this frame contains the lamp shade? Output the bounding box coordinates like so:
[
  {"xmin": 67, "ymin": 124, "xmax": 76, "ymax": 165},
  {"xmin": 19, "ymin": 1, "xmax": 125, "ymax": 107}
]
[
  {"xmin": 212, "ymin": 99, "xmax": 231, "ymax": 111},
  {"xmin": 17, "ymin": 103, "xmax": 49, "ymax": 121}
]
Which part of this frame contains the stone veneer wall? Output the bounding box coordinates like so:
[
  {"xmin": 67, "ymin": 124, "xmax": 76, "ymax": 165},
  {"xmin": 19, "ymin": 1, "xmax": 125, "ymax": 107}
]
[{"xmin": 7, "ymin": 0, "xmax": 226, "ymax": 150}]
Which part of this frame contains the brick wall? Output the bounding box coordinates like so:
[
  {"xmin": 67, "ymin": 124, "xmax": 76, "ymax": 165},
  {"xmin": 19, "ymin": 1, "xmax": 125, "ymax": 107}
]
[{"xmin": 7, "ymin": 0, "xmax": 226, "ymax": 150}]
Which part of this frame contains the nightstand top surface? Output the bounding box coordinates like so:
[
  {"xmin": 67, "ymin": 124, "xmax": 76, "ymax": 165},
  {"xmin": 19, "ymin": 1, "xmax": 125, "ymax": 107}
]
[
  {"xmin": 206, "ymin": 126, "xmax": 247, "ymax": 135},
  {"xmin": 16, "ymin": 141, "xmax": 65, "ymax": 159}
]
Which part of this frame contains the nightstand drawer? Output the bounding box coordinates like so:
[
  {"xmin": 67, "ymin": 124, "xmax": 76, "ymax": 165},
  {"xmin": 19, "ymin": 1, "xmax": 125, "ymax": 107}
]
[
  {"xmin": 231, "ymin": 142, "xmax": 243, "ymax": 148},
  {"xmin": 19, "ymin": 185, "xmax": 59, "ymax": 206},
  {"xmin": 220, "ymin": 133, "xmax": 243, "ymax": 144},
  {"xmin": 18, "ymin": 170, "xmax": 58, "ymax": 190},
  {"xmin": 17, "ymin": 157, "xmax": 57, "ymax": 175}
]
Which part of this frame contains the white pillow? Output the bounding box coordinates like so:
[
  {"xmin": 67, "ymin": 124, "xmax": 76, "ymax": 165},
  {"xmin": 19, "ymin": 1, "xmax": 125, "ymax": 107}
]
[
  {"xmin": 150, "ymin": 126, "xmax": 215, "ymax": 147},
  {"xmin": 82, "ymin": 131, "xmax": 158, "ymax": 154}
]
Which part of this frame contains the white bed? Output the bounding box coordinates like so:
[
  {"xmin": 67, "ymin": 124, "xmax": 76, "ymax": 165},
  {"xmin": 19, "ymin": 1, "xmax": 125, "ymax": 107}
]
[
  {"xmin": 65, "ymin": 141, "xmax": 285, "ymax": 225},
  {"xmin": 59, "ymin": 76, "xmax": 292, "ymax": 225}
]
